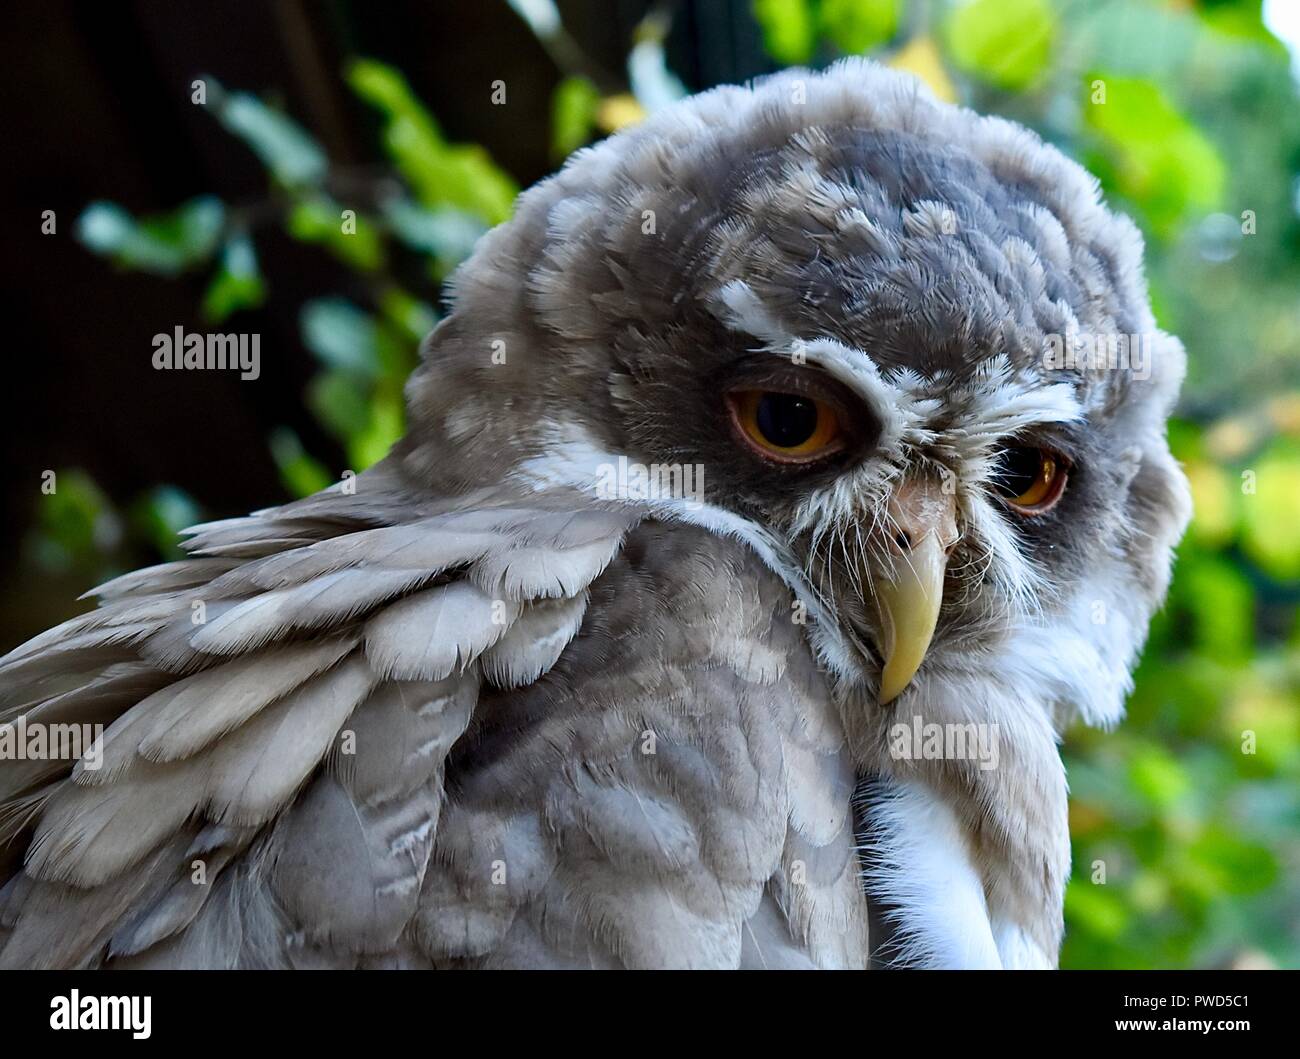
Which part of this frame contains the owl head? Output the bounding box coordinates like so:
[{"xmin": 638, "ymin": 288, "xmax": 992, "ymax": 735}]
[{"xmin": 398, "ymin": 59, "xmax": 1191, "ymax": 732}]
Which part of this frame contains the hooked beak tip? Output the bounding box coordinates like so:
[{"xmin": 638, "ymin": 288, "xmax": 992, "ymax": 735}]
[
  {"xmin": 855, "ymin": 473, "xmax": 958, "ymax": 705},
  {"xmin": 872, "ymin": 526, "xmax": 951, "ymax": 704}
]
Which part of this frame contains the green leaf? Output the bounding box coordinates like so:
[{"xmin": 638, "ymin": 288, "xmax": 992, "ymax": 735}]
[
  {"xmin": 752, "ymin": 0, "xmax": 817, "ymax": 65},
  {"xmin": 347, "ymin": 59, "xmax": 516, "ymax": 224},
  {"xmin": 944, "ymin": 0, "xmax": 1054, "ymax": 91},
  {"xmin": 1064, "ymin": 879, "xmax": 1130, "ymax": 940},
  {"xmin": 308, "ymin": 369, "xmax": 374, "ymax": 443},
  {"xmin": 1184, "ymin": 458, "xmax": 1238, "ymax": 548},
  {"xmin": 1199, "ymin": 1, "xmax": 1291, "ymax": 52},
  {"xmin": 551, "ymin": 75, "xmax": 602, "ymax": 159},
  {"xmin": 286, "ymin": 195, "xmax": 384, "ymax": 271},
  {"xmin": 201, "ymin": 232, "xmax": 266, "ymax": 322},
  {"xmin": 382, "ymin": 198, "xmax": 488, "ymax": 278},
  {"xmin": 129, "ymin": 486, "xmax": 201, "ymax": 560},
  {"xmin": 1176, "ymin": 554, "xmax": 1255, "ymax": 663},
  {"xmin": 208, "ymin": 81, "xmax": 327, "ymax": 187},
  {"xmin": 1225, "ymin": 682, "xmax": 1299, "ymax": 774},
  {"xmin": 76, "ymin": 197, "xmax": 225, "ymax": 275},
  {"xmin": 348, "ymin": 388, "xmax": 405, "ymax": 471},
  {"xmin": 1128, "ymin": 745, "xmax": 1192, "ymax": 811},
  {"xmin": 32, "ymin": 469, "xmax": 119, "ymax": 569},
  {"xmin": 1240, "ymin": 439, "xmax": 1300, "ymax": 580},
  {"xmin": 819, "ymin": 0, "xmax": 900, "ymax": 54},
  {"xmin": 269, "ymin": 428, "xmax": 332, "ymax": 498},
  {"xmin": 1083, "ymin": 74, "xmax": 1226, "ymax": 236},
  {"xmin": 299, "ymin": 297, "xmax": 392, "ymax": 377},
  {"xmin": 1186, "ymin": 827, "xmax": 1278, "ymax": 896},
  {"xmin": 378, "ymin": 287, "xmax": 438, "ymax": 343}
]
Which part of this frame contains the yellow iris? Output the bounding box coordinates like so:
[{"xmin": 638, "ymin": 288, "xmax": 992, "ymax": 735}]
[
  {"xmin": 732, "ymin": 390, "xmax": 841, "ymax": 460},
  {"xmin": 1006, "ymin": 450, "xmax": 1059, "ymax": 509}
]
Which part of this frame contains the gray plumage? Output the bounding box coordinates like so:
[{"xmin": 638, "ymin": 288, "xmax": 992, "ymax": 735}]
[{"xmin": 0, "ymin": 59, "xmax": 1189, "ymax": 969}]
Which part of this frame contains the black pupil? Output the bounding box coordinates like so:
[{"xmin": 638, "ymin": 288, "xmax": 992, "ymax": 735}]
[
  {"xmin": 756, "ymin": 393, "xmax": 819, "ymax": 448},
  {"xmin": 993, "ymin": 446, "xmax": 1043, "ymax": 498}
]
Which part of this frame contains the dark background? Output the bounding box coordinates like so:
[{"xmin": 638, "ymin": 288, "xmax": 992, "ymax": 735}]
[{"xmin": 0, "ymin": 0, "xmax": 764, "ymax": 644}]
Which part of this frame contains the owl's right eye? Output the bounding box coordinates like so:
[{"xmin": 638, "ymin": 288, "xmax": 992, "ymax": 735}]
[
  {"xmin": 727, "ymin": 389, "xmax": 845, "ymax": 463},
  {"xmin": 991, "ymin": 443, "xmax": 1068, "ymax": 514}
]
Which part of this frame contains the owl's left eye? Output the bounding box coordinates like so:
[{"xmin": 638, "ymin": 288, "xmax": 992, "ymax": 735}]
[
  {"xmin": 727, "ymin": 389, "xmax": 844, "ymax": 463},
  {"xmin": 991, "ymin": 444, "xmax": 1068, "ymax": 514}
]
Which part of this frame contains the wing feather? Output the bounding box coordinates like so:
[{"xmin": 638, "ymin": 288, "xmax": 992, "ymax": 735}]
[{"xmin": 0, "ymin": 470, "xmax": 637, "ymax": 967}]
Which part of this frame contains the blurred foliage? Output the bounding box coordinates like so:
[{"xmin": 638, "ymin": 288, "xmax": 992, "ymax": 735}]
[{"xmin": 40, "ymin": 0, "xmax": 1300, "ymax": 967}]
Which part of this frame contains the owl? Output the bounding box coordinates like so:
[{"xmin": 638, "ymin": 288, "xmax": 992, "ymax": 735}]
[{"xmin": 0, "ymin": 59, "xmax": 1190, "ymax": 969}]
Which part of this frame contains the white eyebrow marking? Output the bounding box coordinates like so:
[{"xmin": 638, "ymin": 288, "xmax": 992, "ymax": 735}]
[
  {"xmin": 953, "ymin": 356, "xmax": 1083, "ymax": 436},
  {"xmin": 710, "ymin": 280, "xmax": 936, "ymax": 457}
]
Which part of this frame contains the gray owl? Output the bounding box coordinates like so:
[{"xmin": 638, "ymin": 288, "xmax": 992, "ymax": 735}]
[{"xmin": 0, "ymin": 59, "xmax": 1190, "ymax": 969}]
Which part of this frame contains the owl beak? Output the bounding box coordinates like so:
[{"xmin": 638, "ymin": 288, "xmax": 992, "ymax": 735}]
[{"xmin": 873, "ymin": 478, "xmax": 957, "ymax": 704}]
